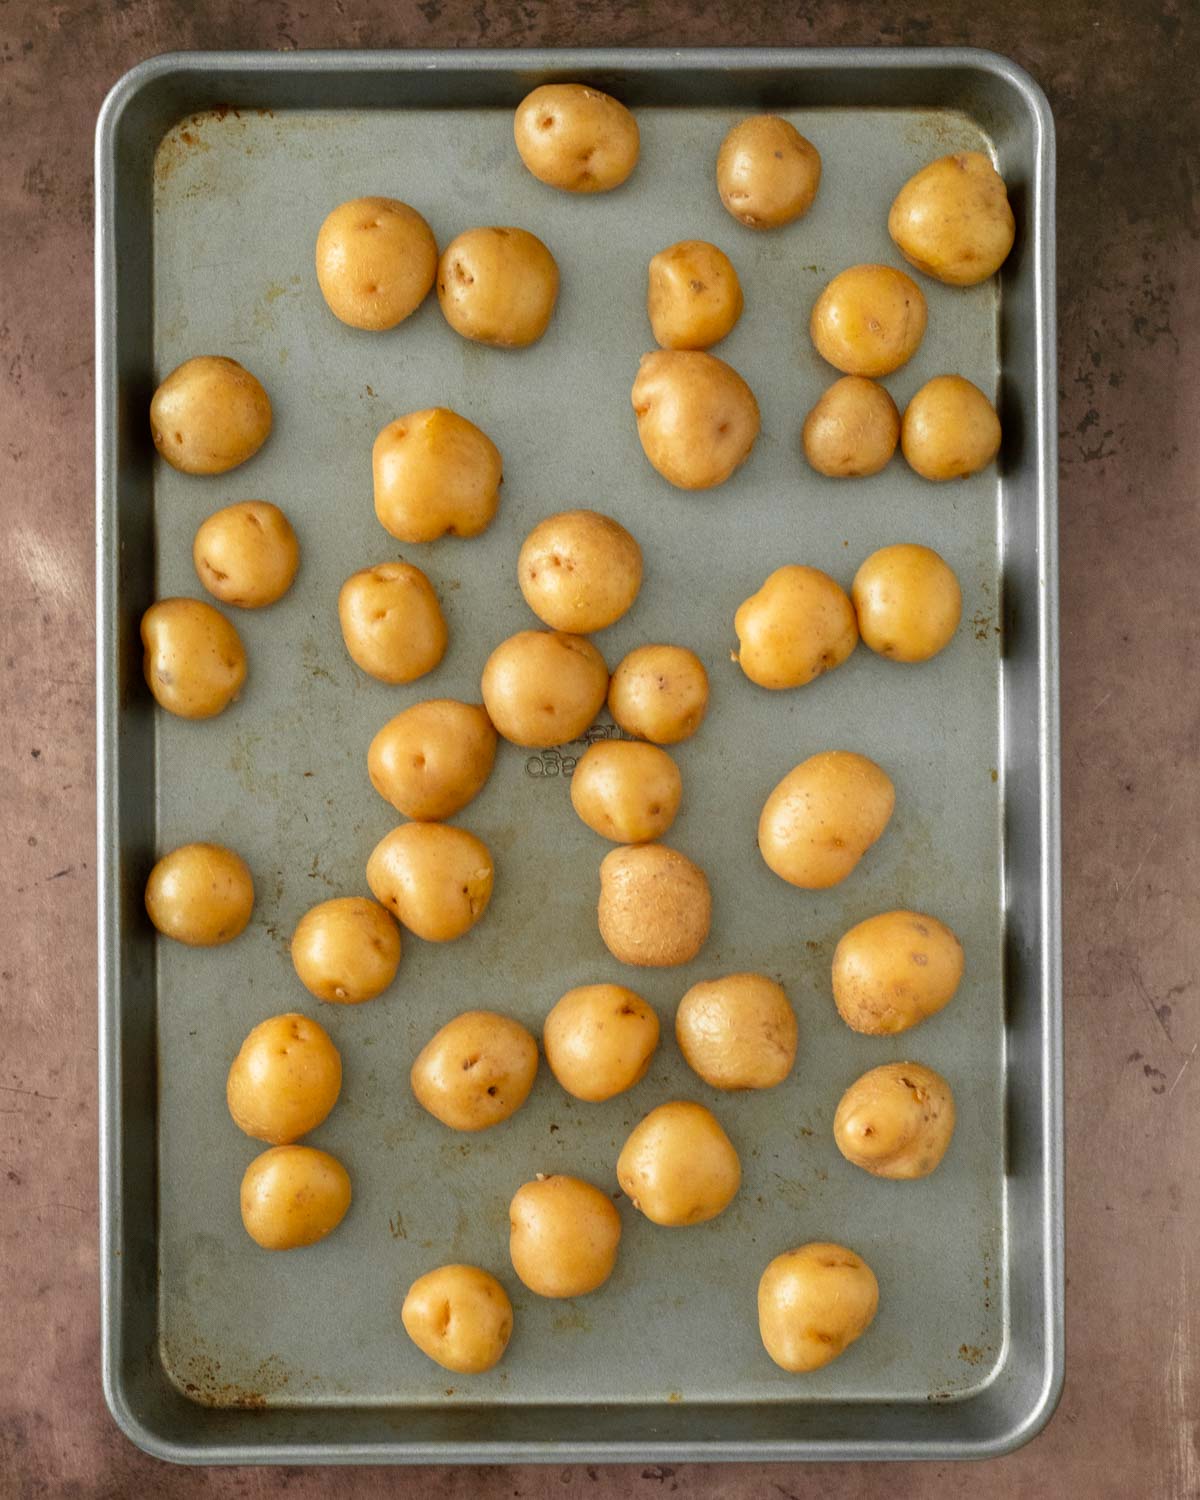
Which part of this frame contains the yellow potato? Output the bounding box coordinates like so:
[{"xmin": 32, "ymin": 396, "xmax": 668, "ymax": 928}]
[
  {"xmin": 402, "ymin": 1264, "xmax": 513, "ymax": 1374},
  {"xmin": 373, "ymin": 407, "xmax": 503, "ymax": 543},
  {"xmin": 144, "ymin": 842, "xmax": 254, "ymax": 946},
  {"xmin": 481, "ymin": 630, "xmax": 608, "ymax": 749},
  {"xmin": 888, "ymin": 151, "xmax": 1015, "ymax": 286},
  {"xmin": 758, "ymin": 751, "xmax": 895, "ymax": 889},
  {"xmin": 617, "ymin": 1101, "xmax": 740, "ymax": 1226},
  {"xmin": 569, "ymin": 740, "xmax": 682, "ymax": 843},
  {"xmin": 676, "ymin": 973, "xmax": 797, "ymax": 1091},
  {"xmin": 543, "ymin": 983, "xmax": 660, "ymax": 1102},
  {"xmin": 716, "ymin": 116, "xmax": 822, "ymax": 230},
  {"xmin": 514, "ymin": 84, "xmax": 639, "ymax": 193},
  {"xmin": 901, "ymin": 374, "xmax": 1001, "ymax": 481},
  {"xmin": 437, "ymin": 227, "xmax": 559, "ymax": 347},
  {"xmin": 758, "ymin": 1243, "xmax": 878, "ymax": 1372},
  {"xmin": 509, "ymin": 1175, "xmax": 622, "ymax": 1297},
  {"xmin": 632, "ymin": 350, "xmax": 760, "ymax": 489},
  {"xmin": 410, "ymin": 1010, "xmax": 537, "ymax": 1131},
  {"xmin": 852, "ymin": 544, "xmax": 962, "ymax": 662},
  {"xmin": 193, "ymin": 501, "xmax": 299, "ymax": 609},
  {"xmin": 290, "ymin": 896, "xmax": 401, "ymax": 1004},
  {"xmin": 150, "ymin": 356, "xmax": 272, "ymax": 475},
  {"xmin": 226, "ymin": 1013, "xmax": 342, "ymax": 1145},
  {"xmin": 368, "ymin": 699, "xmax": 498, "ymax": 820},
  {"xmin": 315, "ymin": 195, "xmax": 438, "ymax": 330},
  {"xmin": 366, "ymin": 822, "xmax": 494, "ymax": 942},
  {"xmin": 832, "ymin": 909, "xmax": 964, "ymax": 1035},
  {"xmin": 810, "ymin": 264, "xmax": 927, "ymax": 377},
  {"xmin": 607, "ymin": 644, "xmax": 709, "ymax": 744},
  {"xmin": 598, "ymin": 843, "xmax": 711, "ymax": 968},
  {"xmin": 518, "ymin": 509, "xmax": 643, "ymax": 632},
  {"xmin": 801, "ymin": 376, "xmax": 900, "ymax": 479},
  {"xmin": 647, "ymin": 240, "xmax": 744, "ymax": 350},
  {"xmin": 338, "ymin": 561, "xmax": 447, "ymax": 684},
  {"xmin": 733, "ymin": 565, "xmax": 859, "ymax": 689},
  {"xmin": 141, "ymin": 597, "xmax": 246, "ymax": 719},
  {"xmin": 240, "ymin": 1145, "xmax": 351, "ymax": 1251},
  {"xmin": 834, "ymin": 1061, "xmax": 956, "ymax": 1179}
]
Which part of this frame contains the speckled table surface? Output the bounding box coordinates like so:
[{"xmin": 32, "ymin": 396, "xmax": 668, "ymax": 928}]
[{"xmin": 2, "ymin": 1, "xmax": 1197, "ymax": 1496}]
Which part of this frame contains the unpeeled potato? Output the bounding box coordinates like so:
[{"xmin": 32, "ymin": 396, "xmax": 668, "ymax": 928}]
[
  {"xmin": 598, "ymin": 843, "xmax": 711, "ymax": 968},
  {"xmin": 373, "ymin": 407, "xmax": 503, "ymax": 543},
  {"xmin": 733, "ymin": 565, "xmax": 859, "ymax": 689},
  {"xmin": 834, "ymin": 1061, "xmax": 956, "ymax": 1178},
  {"xmin": 632, "ymin": 350, "xmax": 760, "ymax": 490},
  {"xmin": 901, "ymin": 375, "xmax": 1001, "ymax": 481},
  {"xmin": 888, "ymin": 151, "xmax": 1015, "ymax": 286},
  {"xmin": 514, "ymin": 84, "xmax": 639, "ymax": 193},
  {"xmin": 150, "ymin": 356, "xmax": 271, "ymax": 475},
  {"xmin": 810, "ymin": 265, "xmax": 927, "ymax": 378},
  {"xmin": 315, "ymin": 196, "xmax": 438, "ymax": 329},
  {"xmin": 758, "ymin": 751, "xmax": 894, "ymax": 889},
  {"xmin": 802, "ymin": 377, "xmax": 900, "ymax": 479},
  {"xmin": 368, "ymin": 699, "xmax": 497, "ymax": 820},
  {"xmin": 758, "ymin": 1243, "xmax": 878, "ymax": 1372}
]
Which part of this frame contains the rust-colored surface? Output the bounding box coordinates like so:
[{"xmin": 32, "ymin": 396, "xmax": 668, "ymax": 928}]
[{"xmin": 2, "ymin": 0, "xmax": 1198, "ymax": 1495}]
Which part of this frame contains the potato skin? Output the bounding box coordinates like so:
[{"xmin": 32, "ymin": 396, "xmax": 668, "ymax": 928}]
[
  {"xmin": 810, "ymin": 265, "xmax": 927, "ymax": 378},
  {"xmin": 676, "ymin": 974, "xmax": 797, "ymax": 1091},
  {"xmin": 832, "ymin": 909, "xmax": 964, "ymax": 1035},
  {"xmin": 481, "ymin": 630, "xmax": 608, "ymax": 749},
  {"xmin": 402, "ymin": 1264, "xmax": 514, "ymax": 1374},
  {"xmin": 367, "ymin": 822, "xmax": 494, "ymax": 942},
  {"xmin": 290, "ymin": 896, "xmax": 401, "ymax": 1004},
  {"xmin": 607, "ymin": 644, "xmax": 709, "ymax": 745},
  {"xmin": 368, "ymin": 699, "xmax": 498, "ymax": 820},
  {"xmin": 240, "ymin": 1145, "xmax": 351, "ymax": 1251},
  {"xmin": 569, "ymin": 740, "xmax": 682, "ymax": 844},
  {"xmin": 518, "ymin": 510, "xmax": 643, "ymax": 632},
  {"xmin": 150, "ymin": 356, "xmax": 272, "ymax": 475},
  {"xmin": 338, "ymin": 561, "xmax": 447, "ymax": 684},
  {"xmin": 617, "ymin": 1101, "xmax": 741, "ymax": 1226},
  {"xmin": 852, "ymin": 544, "xmax": 962, "ymax": 663},
  {"xmin": 802, "ymin": 376, "xmax": 900, "ymax": 479},
  {"xmin": 717, "ymin": 116, "xmax": 821, "ymax": 229},
  {"xmin": 315, "ymin": 196, "xmax": 437, "ymax": 330},
  {"xmin": 543, "ymin": 983, "xmax": 660, "ymax": 1102},
  {"xmin": 141, "ymin": 597, "xmax": 246, "ymax": 719},
  {"xmin": 437, "ymin": 227, "xmax": 559, "ymax": 347},
  {"xmin": 145, "ymin": 842, "xmax": 254, "ymax": 946},
  {"xmin": 631, "ymin": 350, "xmax": 760, "ymax": 490},
  {"xmin": 373, "ymin": 408, "xmax": 503, "ymax": 543},
  {"xmin": 901, "ymin": 375, "xmax": 1001, "ymax": 481},
  {"xmin": 758, "ymin": 751, "xmax": 895, "ymax": 889},
  {"xmin": 647, "ymin": 240, "xmax": 744, "ymax": 350},
  {"xmin": 193, "ymin": 501, "xmax": 299, "ymax": 609},
  {"xmin": 508, "ymin": 1175, "xmax": 622, "ymax": 1297},
  {"xmin": 514, "ymin": 84, "xmax": 639, "ymax": 193},
  {"xmin": 226, "ymin": 1013, "xmax": 342, "ymax": 1145},
  {"xmin": 834, "ymin": 1061, "xmax": 956, "ymax": 1179},
  {"xmin": 411, "ymin": 1010, "xmax": 538, "ymax": 1131},
  {"xmin": 758, "ymin": 1243, "xmax": 878, "ymax": 1372},
  {"xmin": 734, "ymin": 565, "xmax": 859, "ymax": 690},
  {"xmin": 598, "ymin": 843, "xmax": 711, "ymax": 968},
  {"xmin": 888, "ymin": 151, "xmax": 1015, "ymax": 287}
]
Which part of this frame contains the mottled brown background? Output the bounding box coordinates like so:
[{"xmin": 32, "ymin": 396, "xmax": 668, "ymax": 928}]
[{"xmin": 2, "ymin": 0, "xmax": 1197, "ymax": 1495}]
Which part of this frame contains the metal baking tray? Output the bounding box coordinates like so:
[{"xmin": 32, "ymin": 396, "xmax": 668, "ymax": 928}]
[{"xmin": 96, "ymin": 47, "xmax": 1060, "ymax": 1464}]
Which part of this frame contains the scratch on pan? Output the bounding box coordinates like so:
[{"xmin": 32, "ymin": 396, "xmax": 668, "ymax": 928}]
[
  {"xmin": 1167, "ymin": 1258, "xmax": 1199, "ymax": 1496},
  {"xmin": 11, "ymin": 523, "xmax": 79, "ymax": 605}
]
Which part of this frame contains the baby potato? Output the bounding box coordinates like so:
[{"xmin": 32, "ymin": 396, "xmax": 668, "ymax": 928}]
[
  {"xmin": 758, "ymin": 750, "xmax": 895, "ymax": 889},
  {"xmin": 802, "ymin": 376, "xmax": 900, "ymax": 479},
  {"xmin": 758, "ymin": 1243, "xmax": 878, "ymax": 1372},
  {"xmin": 569, "ymin": 740, "xmax": 682, "ymax": 843},
  {"xmin": 832, "ymin": 909, "xmax": 964, "ymax": 1035},
  {"xmin": 733, "ymin": 565, "xmax": 859, "ymax": 690},
  {"xmin": 518, "ymin": 509, "xmax": 643, "ymax": 632},
  {"xmin": 437, "ymin": 226, "xmax": 559, "ymax": 348},
  {"xmin": 598, "ymin": 843, "xmax": 711, "ymax": 968},
  {"xmin": 141, "ymin": 597, "xmax": 246, "ymax": 719},
  {"xmin": 240, "ymin": 1145, "xmax": 351, "ymax": 1251},
  {"xmin": 810, "ymin": 264, "xmax": 927, "ymax": 378},
  {"xmin": 150, "ymin": 356, "xmax": 272, "ymax": 475},
  {"xmin": 852, "ymin": 543, "xmax": 962, "ymax": 663},
  {"xmin": 509, "ymin": 1175, "xmax": 622, "ymax": 1298},
  {"xmin": 888, "ymin": 151, "xmax": 1015, "ymax": 287},
  {"xmin": 411, "ymin": 1010, "xmax": 537, "ymax": 1131},
  {"xmin": 402, "ymin": 1264, "xmax": 513, "ymax": 1374},
  {"xmin": 315, "ymin": 195, "xmax": 438, "ymax": 330},
  {"xmin": 834, "ymin": 1061, "xmax": 956, "ymax": 1179},
  {"xmin": 647, "ymin": 240, "xmax": 744, "ymax": 350},
  {"xmin": 481, "ymin": 630, "xmax": 608, "ymax": 749},
  {"xmin": 901, "ymin": 374, "xmax": 1001, "ymax": 481},
  {"xmin": 144, "ymin": 842, "xmax": 254, "ymax": 946},
  {"xmin": 543, "ymin": 983, "xmax": 660, "ymax": 1102},
  {"xmin": 608, "ymin": 644, "xmax": 709, "ymax": 744},
  {"xmin": 716, "ymin": 115, "xmax": 822, "ymax": 230},
  {"xmin": 226, "ymin": 1013, "xmax": 342, "ymax": 1145},
  {"xmin": 617, "ymin": 1100, "xmax": 740, "ymax": 1226},
  {"xmin": 290, "ymin": 896, "xmax": 401, "ymax": 1004},
  {"xmin": 631, "ymin": 350, "xmax": 760, "ymax": 490},
  {"xmin": 676, "ymin": 973, "xmax": 797, "ymax": 1091},
  {"xmin": 338, "ymin": 561, "xmax": 447, "ymax": 684},
  {"xmin": 193, "ymin": 501, "xmax": 299, "ymax": 609},
  {"xmin": 367, "ymin": 822, "xmax": 494, "ymax": 942},
  {"xmin": 368, "ymin": 699, "xmax": 498, "ymax": 820},
  {"xmin": 373, "ymin": 407, "xmax": 503, "ymax": 543},
  {"xmin": 514, "ymin": 83, "xmax": 639, "ymax": 194}
]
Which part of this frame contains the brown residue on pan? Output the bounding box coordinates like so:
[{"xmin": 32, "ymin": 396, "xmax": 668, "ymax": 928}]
[{"xmin": 168, "ymin": 1348, "xmax": 292, "ymax": 1409}]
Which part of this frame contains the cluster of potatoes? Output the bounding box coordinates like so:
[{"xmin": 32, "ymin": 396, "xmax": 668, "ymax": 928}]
[{"xmin": 139, "ymin": 82, "xmax": 1011, "ymax": 1380}]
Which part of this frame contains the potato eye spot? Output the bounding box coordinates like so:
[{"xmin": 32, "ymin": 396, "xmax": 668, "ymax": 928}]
[
  {"xmin": 486, "ymin": 1085, "xmax": 498, "ymax": 1096},
  {"xmin": 412, "ymin": 754, "xmax": 426, "ymax": 769},
  {"xmin": 452, "ymin": 261, "xmax": 474, "ymax": 286},
  {"xmin": 539, "ymin": 115, "xmax": 555, "ymax": 130},
  {"xmin": 689, "ymin": 279, "xmax": 705, "ymax": 293},
  {"xmin": 462, "ymin": 1054, "xmax": 480, "ymax": 1071},
  {"xmin": 174, "ymin": 431, "xmax": 184, "ymax": 444},
  {"xmin": 911, "ymin": 952, "xmax": 929, "ymax": 966}
]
